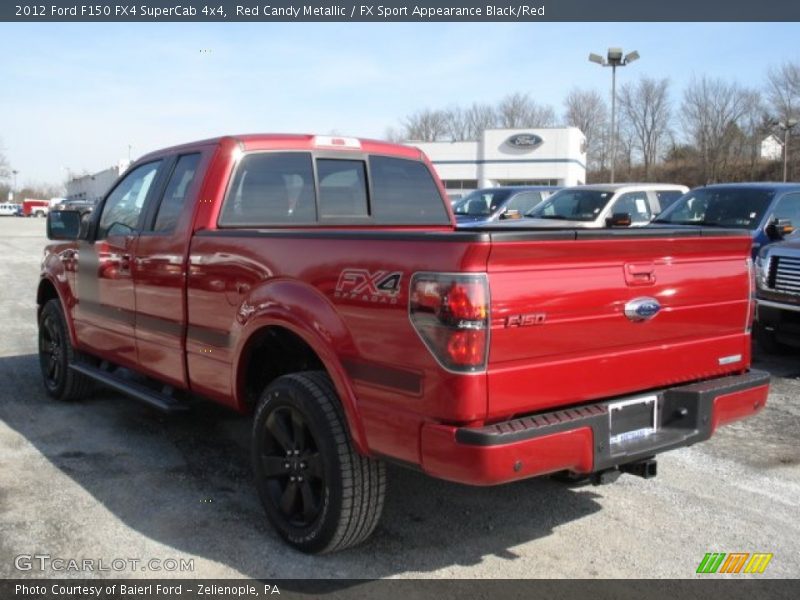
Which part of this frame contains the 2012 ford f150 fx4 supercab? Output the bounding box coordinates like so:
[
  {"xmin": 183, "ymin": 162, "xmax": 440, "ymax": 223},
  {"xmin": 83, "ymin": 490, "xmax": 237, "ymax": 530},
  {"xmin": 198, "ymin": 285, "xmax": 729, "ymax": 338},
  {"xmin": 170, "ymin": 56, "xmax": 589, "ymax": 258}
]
[{"xmin": 39, "ymin": 134, "xmax": 769, "ymax": 553}]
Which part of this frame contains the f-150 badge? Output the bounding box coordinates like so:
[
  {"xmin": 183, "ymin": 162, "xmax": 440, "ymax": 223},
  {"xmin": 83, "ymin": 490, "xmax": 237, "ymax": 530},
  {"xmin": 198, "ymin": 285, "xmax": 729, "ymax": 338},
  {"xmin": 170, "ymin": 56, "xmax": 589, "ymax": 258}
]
[{"xmin": 335, "ymin": 269, "xmax": 402, "ymax": 304}]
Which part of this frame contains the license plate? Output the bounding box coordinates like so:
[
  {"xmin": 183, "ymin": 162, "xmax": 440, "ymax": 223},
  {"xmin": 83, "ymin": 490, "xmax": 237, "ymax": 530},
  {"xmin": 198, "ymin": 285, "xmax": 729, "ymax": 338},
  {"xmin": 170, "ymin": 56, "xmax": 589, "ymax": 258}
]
[{"xmin": 608, "ymin": 395, "xmax": 658, "ymax": 446}]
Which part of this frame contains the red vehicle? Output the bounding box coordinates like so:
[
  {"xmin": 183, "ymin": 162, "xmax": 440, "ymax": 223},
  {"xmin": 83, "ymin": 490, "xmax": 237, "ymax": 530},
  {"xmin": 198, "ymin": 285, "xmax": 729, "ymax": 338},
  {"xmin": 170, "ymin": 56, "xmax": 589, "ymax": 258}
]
[
  {"xmin": 23, "ymin": 198, "xmax": 49, "ymax": 218},
  {"xmin": 39, "ymin": 134, "xmax": 769, "ymax": 553}
]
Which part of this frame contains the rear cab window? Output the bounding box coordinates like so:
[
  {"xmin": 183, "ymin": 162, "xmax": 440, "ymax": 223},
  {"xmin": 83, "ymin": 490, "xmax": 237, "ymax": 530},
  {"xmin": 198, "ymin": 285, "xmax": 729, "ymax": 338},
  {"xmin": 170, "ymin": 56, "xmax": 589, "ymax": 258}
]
[
  {"xmin": 218, "ymin": 151, "xmax": 449, "ymax": 227},
  {"xmin": 317, "ymin": 159, "xmax": 369, "ymax": 219},
  {"xmin": 220, "ymin": 153, "xmax": 317, "ymax": 226}
]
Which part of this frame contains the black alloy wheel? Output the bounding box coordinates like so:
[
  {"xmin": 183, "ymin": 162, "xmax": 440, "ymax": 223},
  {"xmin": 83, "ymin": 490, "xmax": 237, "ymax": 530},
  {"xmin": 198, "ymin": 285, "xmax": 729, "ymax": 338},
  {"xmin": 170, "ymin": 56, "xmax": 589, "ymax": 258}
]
[
  {"xmin": 252, "ymin": 371, "xmax": 386, "ymax": 553},
  {"xmin": 259, "ymin": 405, "xmax": 325, "ymax": 527},
  {"xmin": 38, "ymin": 299, "xmax": 94, "ymax": 401},
  {"xmin": 39, "ymin": 310, "xmax": 65, "ymax": 392}
]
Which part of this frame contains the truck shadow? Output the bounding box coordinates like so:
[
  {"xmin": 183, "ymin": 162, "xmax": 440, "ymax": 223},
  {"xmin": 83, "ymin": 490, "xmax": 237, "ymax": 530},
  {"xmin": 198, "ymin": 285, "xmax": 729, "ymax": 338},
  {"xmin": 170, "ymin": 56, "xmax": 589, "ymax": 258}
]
[{"xmin": 0, "ymin": 353, "xmax": 604, "ymax": 579}]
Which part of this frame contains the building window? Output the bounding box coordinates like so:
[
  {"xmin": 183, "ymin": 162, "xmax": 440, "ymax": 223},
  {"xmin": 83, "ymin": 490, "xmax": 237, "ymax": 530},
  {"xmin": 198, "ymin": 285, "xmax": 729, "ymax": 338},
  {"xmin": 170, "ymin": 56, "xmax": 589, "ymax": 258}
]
[
  {"xmin": 501, "ymin": 179, "xmax": 560, "ymax": 186},
  {"xmin": 442, "ymin": 179, "xmax": 478, "ymax": 191}
]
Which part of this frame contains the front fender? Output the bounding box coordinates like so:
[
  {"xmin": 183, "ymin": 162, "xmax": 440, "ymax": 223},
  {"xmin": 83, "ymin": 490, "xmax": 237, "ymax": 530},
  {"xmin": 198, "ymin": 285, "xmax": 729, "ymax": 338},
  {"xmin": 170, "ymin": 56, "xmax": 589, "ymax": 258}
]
[
  {"xmin": 38, "ymin": 248, "xmax": 79, "ymax": 347},
  {"xmin": 232, "ymin": 278, "xmax": 369, "ymax": 455}
]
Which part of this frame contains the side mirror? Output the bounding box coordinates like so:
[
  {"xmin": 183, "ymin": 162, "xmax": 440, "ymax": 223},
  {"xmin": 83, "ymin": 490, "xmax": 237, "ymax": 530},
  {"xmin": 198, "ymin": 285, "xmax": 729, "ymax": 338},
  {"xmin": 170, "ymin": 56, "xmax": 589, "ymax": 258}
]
[
  {"xmin": 766, "ymin": 218, "xmax": 794, "ymax": 241},
  {"xmin": 606, "ymin": 212, "xmax": 633, "ymax": 227},
  {"xmin": 46, "ymin": 210, "xmax": 82, "ymax": 241},
  {"xmin": 500, "ymin": 209, "xmax": 521, "ymax": 220}
]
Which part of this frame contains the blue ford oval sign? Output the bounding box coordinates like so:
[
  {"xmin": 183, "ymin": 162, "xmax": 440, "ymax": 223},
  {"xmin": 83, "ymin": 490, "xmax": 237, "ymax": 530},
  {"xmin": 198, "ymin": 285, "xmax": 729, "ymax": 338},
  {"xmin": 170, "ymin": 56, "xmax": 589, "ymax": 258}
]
[
  {"xmin": 506, "ymin": 133, "xmax": 543, "ymax": 148},
  {"xmin": 624, "ymin": 297, "xmax": 661, "ymax": 322}
]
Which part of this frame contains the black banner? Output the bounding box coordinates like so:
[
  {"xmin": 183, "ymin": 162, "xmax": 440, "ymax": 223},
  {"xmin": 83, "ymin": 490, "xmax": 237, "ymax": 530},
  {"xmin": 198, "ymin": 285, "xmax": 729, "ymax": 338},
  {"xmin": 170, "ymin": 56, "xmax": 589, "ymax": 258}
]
[
  {"xmin": 4, "ymin": 0, "xmax": 800, "ymax": 22},
  {"xmin": 2, "ymin": 580, "xmax": 800, "ymax": 600}
]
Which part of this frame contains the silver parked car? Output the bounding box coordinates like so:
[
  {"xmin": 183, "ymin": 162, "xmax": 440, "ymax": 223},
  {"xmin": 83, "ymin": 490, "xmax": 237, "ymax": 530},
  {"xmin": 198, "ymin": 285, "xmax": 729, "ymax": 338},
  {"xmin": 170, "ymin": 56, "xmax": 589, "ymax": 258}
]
[{"xmin": 516, "ymin": 183, "xmax": 689, "ymax": 228}]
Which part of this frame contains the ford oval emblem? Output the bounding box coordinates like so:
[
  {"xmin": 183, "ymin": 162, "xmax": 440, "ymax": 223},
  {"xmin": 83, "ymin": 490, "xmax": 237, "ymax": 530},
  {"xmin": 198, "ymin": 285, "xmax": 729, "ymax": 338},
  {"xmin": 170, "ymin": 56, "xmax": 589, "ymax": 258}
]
[
  {"xmin": 506, "ymin": 133, "xmax": 543, "ymax": 148},
  {"xmin": 624, "ymin": 297, "xmax": 661, "ymax": 322}
]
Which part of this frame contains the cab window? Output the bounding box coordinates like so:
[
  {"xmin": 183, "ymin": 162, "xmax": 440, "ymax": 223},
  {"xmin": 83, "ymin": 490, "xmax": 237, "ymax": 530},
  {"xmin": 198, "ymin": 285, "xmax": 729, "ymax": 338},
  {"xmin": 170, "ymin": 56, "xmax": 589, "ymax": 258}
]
[
  {"xmin": 368, "ymin": 156, "xmax": 449, "ymax": 224},
  {"xmin": 611, "ymin": 191, "xmax": 652, "ymax": 224},
  {"xmin": 506, "ymin": 191, "xmax": 544, "ymax": 214},
  {"xmin": 153, "ymin": 154, "xmax": 201, "ymax": 233},
  {"xmin": 317, "ymin": 159, "xmax": 369, "ymax": 218},
  {"xmin": 219, "ymin": 153, "xmax": 316, "ymax": 226},
  {"xmin": 97, "ymin": 161, "xmax": 162, "ymax": 239}
]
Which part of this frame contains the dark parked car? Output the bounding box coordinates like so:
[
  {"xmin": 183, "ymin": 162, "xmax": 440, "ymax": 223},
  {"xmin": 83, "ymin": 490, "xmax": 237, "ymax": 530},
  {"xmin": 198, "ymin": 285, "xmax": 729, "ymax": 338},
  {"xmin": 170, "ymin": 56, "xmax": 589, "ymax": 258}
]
[
  {"xmin": 452, "ymin": 186, "xmax": 561, "ymax": 224},
  {"xmin": 653, "ymin": 183, "xmax": 800, "ymax": 257}
]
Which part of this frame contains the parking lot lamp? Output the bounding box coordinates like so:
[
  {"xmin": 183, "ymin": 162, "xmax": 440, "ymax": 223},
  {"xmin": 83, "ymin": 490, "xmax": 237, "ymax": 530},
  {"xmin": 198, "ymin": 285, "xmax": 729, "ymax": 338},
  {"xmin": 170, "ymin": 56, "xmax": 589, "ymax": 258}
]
[
  {"xmin": 778, "ymin": 119, "xmax": 799, "ymax": 182},
  {"xmin": 589, "ymin": 48, "xmax": 640, "ymax": 183}
]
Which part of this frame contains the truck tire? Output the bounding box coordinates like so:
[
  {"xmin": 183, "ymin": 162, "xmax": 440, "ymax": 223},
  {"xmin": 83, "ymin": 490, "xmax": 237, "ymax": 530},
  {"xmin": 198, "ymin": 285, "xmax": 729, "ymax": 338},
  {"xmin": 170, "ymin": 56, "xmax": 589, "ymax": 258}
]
[
  {"xmin": 252, "ymin": 371, "xmax": 386, "ymax": 553},
  {"xmin": 38, "ymin": 299, "xmax": 94, "ymax": 401}
]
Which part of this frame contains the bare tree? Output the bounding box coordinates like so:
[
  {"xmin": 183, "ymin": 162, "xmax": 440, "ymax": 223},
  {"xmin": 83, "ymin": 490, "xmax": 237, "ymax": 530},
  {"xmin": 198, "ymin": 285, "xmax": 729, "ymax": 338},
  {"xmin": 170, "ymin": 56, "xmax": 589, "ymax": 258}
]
[
  {"xmin": 382, "ymin": 126, "xmax": 404, "ymax": 143},
  {"xmin": 464, "ymin": 103, "xmax": 498, "ymax": 139},
  {"xmin": 736, "ymin": 90, "xmax": 771, "ymax": 176},
  {"xmin": 615, "ymin": 121, "xmax": 638, "ymax": 178},
  {"xmin": 0, "ymin": 140, "xmax": 10, "ymax": 181},
  {"xmin": 617, "ymin": 77, "xmax": 672, "ymax": 179},
  {"xmin": 681, "ymin": 75, "xmax": 751, "ymax": 182},
  {"xmin": 563, "ymin": 88, "xmax": 608, "ymax": 171},
  {"xmin": 402, "ymin": 109, "xmax": 449, "ymax": 142},
  {"xmin": 497, "ymin": 92, "xmax": 557, "ymax": 128},
  {"xmin": 765, "ymin": 62, "xmax": 800, "ymax": 179},
  {"xmin": 443, "ymin": 106, "xmax": 471, "ymax": 141},
  {"xmin": 766, "ymin": 61, "xmax": 800, "ymax": 124}
]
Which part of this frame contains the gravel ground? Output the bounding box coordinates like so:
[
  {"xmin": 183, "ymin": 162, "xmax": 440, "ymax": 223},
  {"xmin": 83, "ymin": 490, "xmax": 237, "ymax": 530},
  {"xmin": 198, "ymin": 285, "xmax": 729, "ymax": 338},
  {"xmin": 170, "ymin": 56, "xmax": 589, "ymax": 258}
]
[{"xmin": 0, "ymin": 217, "xmax": 797, "ymax": 579}]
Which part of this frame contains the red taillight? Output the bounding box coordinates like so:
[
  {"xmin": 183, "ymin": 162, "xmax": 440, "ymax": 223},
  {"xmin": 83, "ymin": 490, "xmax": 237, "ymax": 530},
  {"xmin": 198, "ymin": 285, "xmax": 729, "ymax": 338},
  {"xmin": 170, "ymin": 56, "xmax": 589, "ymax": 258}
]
[
  {"xmin": 409, "ymin": 273, "xmax": 489, "ymax": 372},
  {"xmin": 447, "ymin": 329, "xmax": 487, "ymax": 366}
]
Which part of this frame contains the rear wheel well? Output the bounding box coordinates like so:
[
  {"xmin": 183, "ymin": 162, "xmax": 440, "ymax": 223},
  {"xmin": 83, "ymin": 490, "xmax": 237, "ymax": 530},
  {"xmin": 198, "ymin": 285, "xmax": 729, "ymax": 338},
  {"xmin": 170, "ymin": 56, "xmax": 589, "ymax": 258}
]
[{"xmin": 240, "ymin": 326, "xmax": 325, "ymax": 410}]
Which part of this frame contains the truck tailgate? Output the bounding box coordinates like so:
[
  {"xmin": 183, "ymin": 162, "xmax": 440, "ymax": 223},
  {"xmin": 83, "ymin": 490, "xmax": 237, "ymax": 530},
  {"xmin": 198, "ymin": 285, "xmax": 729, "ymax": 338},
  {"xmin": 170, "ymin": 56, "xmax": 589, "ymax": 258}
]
[{"xmin": 485, "ymin": 230, "xmax": 753, "ymax": 419}]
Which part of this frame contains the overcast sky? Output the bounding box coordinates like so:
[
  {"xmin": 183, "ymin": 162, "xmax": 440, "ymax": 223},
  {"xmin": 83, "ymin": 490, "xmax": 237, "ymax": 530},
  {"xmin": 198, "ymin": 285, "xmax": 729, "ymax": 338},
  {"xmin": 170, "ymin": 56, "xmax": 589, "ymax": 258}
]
[{"xmin": 1, "ymin": 22, "xmax": 799, "ymax": 185}]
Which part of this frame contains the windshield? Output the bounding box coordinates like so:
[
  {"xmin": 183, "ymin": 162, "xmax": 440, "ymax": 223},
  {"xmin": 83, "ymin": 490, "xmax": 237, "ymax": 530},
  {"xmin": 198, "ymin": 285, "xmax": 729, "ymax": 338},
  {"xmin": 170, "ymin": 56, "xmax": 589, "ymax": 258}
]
[
  {"xmin": 654, "ymin": 188, "xmax": 774, "ymax": 229},
  {"xmin": 453, "ymin": 189, "xmax": 512, "ymax": 216},
  {"xmin": 526, "ymin": 189, "xmax": 613, "ymax": 221}
]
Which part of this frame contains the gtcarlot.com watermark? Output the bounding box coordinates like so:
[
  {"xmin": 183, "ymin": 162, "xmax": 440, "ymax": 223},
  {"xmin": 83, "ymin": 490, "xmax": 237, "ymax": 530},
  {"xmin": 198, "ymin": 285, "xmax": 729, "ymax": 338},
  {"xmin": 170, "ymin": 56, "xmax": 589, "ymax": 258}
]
[{"xmin": 14, "ymin": 554, "xmax": 194, "ymax": 573}]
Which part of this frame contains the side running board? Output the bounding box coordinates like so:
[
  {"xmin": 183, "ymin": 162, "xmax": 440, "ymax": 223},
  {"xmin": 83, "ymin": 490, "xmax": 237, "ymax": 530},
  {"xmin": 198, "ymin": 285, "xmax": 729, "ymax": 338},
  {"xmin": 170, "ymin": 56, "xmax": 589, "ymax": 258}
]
[{"xmin": 69, "ymin": 363, "xmax": 190, "ymax": 413}]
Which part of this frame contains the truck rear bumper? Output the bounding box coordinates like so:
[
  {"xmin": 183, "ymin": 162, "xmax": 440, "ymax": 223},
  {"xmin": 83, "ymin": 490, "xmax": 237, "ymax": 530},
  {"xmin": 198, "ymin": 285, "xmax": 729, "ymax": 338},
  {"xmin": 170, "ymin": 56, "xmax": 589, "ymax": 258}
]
[{"xmin": 420, "ymin": 370, "xmax": 770, "ymax": 485}]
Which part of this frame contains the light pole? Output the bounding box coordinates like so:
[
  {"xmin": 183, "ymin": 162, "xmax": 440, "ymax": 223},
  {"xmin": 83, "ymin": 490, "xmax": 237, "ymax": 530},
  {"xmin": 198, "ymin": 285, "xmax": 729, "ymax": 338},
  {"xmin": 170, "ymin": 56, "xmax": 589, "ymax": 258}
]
[
  {"xmin": 777, "ymin": 119, "xmax": 799, "ymax": 182},
  {"xmin": 589, "ymin": 48, "xmax": 640, "ymax": 183},
  {"xmin": 11, "ymin": 170, "xmax": 18, "ymax": 202}
]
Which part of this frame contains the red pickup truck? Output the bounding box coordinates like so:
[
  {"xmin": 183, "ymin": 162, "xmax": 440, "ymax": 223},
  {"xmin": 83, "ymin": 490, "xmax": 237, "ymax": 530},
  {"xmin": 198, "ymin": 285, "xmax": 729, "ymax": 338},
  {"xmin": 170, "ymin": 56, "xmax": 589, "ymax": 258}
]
[
  {"xmin": 23, "ymin": 198, "xmax": 49, "ymax": 218},
  {"xmin": 39, "ymin": 134, "xmax": 769, "ymax": 553}
]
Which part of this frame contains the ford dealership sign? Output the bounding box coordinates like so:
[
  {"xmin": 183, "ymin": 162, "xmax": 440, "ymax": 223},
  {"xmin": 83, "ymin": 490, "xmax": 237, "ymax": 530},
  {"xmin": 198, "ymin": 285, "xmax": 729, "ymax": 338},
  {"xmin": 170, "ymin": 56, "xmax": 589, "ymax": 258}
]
[{"xmin": 506, "ymin": 133, "xmax": 543, "ymax": 148}]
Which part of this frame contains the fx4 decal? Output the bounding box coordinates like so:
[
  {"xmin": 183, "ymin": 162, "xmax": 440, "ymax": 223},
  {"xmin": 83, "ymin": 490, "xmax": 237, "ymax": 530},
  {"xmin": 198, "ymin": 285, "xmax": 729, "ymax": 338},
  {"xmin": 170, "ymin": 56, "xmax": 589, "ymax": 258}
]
[{"xmin": 335, "ymin": 269, "xmax": 403, "ymax": 304}]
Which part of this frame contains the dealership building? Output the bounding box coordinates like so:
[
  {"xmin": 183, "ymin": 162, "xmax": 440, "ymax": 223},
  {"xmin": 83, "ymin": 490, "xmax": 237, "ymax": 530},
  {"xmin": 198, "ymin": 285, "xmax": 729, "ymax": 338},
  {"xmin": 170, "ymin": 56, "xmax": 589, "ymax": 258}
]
[
  {"xmin": 412, "ymin": 127, "xmax": 586, "ymax": 193},
  {"xmin": 65, "ymin": 159, "xmax": 131, "ymax": 203}
]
